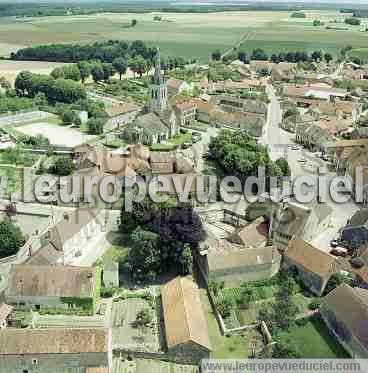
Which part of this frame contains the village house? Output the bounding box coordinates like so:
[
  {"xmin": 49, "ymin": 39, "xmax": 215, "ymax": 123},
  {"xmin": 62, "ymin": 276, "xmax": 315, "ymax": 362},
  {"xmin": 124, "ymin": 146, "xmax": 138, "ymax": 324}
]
[
  {"xmin": 166, "ymin": 77, "xmax": 192, "ymax": 97},
  {"xmin": 340, "ymin": 209, "xmax": 368, "ymax": 252},
  {"xmin": 123, "ymin": 51, "xmax": 180, "ymax": 145},
  {"xmin": 48, "ymin": 209, "xmax": 104, "ymax": 264},
  {"xmin": 0, "ymin": 303, "xmax": 13, "ymax": 329},
  {"xmin": 173, "ymin": 100, "xmax": 197, "ymax": 127},
  {"xmin": 326, "ymin": 139, "xmax": 368, "ymax": 165},
  {"xmin": 320, "ymin": 284, "xmax": 368, "ymax": 358},
  {"xmin": 345, "ymin": 148, "xmax": 368, "ymax": 204},
  {"xmin": 268, "ymin": 199, "xmax": 331, "ymax": 250},
  {"xmin": 161, "ymin": 276, "xmax": 211, "ymax": 364},
  {"xmin": 5, "ymin": 264, "xmax": 101, "ymax": 314},
  {"xmin": 217, "ymin": 95, "xmax": 267, "ymax": 119},
  {"xmin": 271, "ymin": 62, "xmax": 297, "ymax": 82},
  {"xmin": 104, "ymin": 102, "xmax": 140, "ymax": 132},
  {"xmin": 249, "ymin": 60, "xmax": 275, "ymax": 75},
  {"xmin": 307, "ymin": 100, "xmax": 362, "ymax": 122},
  {"xmin": 0, "ymin": 328, "xmax": 112, "ymax": 372},
  {"xmin": 282, "ymin": 84, "xmax": 350, "ymax": 107},
  {"xmin": 203, "ymin": 246, "xmax": 281, "ymax": 287},
  {"xmin": 283, "ymin": 238, "xmax": 341, "ymax": 296}
]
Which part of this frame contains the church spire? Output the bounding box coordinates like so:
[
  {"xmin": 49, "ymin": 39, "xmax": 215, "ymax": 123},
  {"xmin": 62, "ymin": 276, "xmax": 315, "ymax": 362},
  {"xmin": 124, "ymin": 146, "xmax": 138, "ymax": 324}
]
[{"xmin": 153, "ymin": 48, "xmax": 162, "ymax": 85}]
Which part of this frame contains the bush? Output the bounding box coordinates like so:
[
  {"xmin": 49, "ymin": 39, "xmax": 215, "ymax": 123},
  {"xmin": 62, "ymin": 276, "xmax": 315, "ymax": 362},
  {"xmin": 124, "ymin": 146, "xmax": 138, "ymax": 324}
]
[
  {"xmin": 87, "ymin": 117, "xmax": 105, "ymax": 135},
  {"xmin": 51, "ymin": 157, "xmax": 75, "ymax": 176},
  {"xmin": 216, "ymin": 296, "xmax": 233, "ymax": 318},
  {"xmin": 0, "ymin": 218, "xmax": 25, "ymax": 259},
  {"xmin": 345, "ymin": 17, "xmax": 361, "ymax": 26},
  {"xmin": 309, "ymin": 299, "xmax": 321, "ymax": 311}
]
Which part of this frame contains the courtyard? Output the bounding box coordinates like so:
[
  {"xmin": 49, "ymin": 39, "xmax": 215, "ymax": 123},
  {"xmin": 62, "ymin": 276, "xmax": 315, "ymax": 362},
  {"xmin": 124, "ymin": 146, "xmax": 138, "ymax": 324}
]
[
  {"xmin": 16, "ymin": 121, "xmax": 96, "ymax": 147},
  {"xmin": 112, "ymin": 297, "xmax": 160, "ymax": 352}
]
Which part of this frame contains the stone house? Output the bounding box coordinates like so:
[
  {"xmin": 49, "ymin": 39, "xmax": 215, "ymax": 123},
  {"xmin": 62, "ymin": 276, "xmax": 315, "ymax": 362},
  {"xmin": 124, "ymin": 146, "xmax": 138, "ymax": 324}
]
[
  {"xmin": 204, "ymin": 246, "xmax": 281, "ymax": 287},
  {"xmin": 5, "ymin": 264, "xmax": 101, "ymax": 314},
  {"xmin": 283, "ymin": 238, "xmax": 341, "ymax": 296},
  {"xmin": 320, "ymin": 284, "xmax": 368, "ymax": 358},
  {"xmin": 48, "ymin": 209, "xmax": 103, "ymax": 264},
  {"xmin": 271, "ymin": 62, "xmax": 297, "ymax": 82},
  {"xmin": 161, "ymin": 276, "xmax": 211, "ymax": 364},
  {"xmin": 167, "ymin": 77, "xmax": 192, "ymax": 97},
  {"xmin": 104, "ymin": 102, "xmax": 140, "ymax": 132},
  {"xmin": 173, "ymin": 100, "xmax": 197, "ymax": 127},
  {"xmin": 0, "ymin": 303, "xmax": 13, "ymax": 329},
  {"xmin": 340, "ymin": 209, "xmax": 368, "ymax": 252},
  {"xmin": 0, "ymin": 328, "xmax": 112, "ymax": 372}
]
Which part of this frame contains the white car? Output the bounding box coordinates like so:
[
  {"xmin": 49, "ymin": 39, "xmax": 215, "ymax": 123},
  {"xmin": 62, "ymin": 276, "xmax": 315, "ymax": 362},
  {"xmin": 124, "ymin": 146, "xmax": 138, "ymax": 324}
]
[
  {"xmin": 291, "ymin": 145, "xmax": 300, "ymax": 150},
  {"xmin": 297, "ymin": 157, "xmax": 307, "ymax": 163}
]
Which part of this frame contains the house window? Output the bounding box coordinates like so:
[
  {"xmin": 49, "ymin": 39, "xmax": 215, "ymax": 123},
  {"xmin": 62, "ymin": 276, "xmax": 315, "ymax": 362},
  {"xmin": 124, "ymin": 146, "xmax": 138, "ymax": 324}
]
[
  {"xmin": 32, "ymin": 359, "xmax": 38, "ymax": 365},
  {"xmin": 23, "ymin": 370, "xmax": 29, "ymax": 373}
]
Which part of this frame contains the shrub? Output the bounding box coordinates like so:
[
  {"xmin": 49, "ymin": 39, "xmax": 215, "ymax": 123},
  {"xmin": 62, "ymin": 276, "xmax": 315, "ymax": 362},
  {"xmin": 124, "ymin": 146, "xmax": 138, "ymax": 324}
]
[{"xmin": 309, "ymin": 299, "xmax": 321, "ymax": 310}]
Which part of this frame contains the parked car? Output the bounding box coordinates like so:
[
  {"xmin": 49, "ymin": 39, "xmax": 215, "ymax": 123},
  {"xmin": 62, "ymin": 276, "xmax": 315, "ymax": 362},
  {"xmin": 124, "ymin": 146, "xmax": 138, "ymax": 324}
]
[
  {"xmin": 330, "ymin": 239, "xmax": 340, "ymax": 248},
  {"xmin": 297, "ymin": 157, "xmax": 307, "ymax": 163},
  {"xmin": 291, "ymin": 145, "xmax": 300, "ymax": 150},
  {"xmin": 182, "ymin": 142, "xmax": 192, "ymax": 149},
  {"xmin": 350, "ymin": 257, "xmax": 365, "ymax": 269},
  {"xmin": 330, "ymin": 247, "xmax": 348, "ymax": 258}
]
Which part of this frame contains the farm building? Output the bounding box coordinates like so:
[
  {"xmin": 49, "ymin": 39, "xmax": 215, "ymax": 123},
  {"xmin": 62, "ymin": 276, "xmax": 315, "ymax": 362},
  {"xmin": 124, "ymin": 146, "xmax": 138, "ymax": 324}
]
[
  {"xmin": 0, "ymin": 328, "xmax": 112, "ymax": 373},
  {"xmin": 204, "ymin": 246, "xmax": 281, "ymax": 287},
  {"xmin": 5, "ymin": 264, "xmax": 101, "ymax": 314},
  {"xmin": 320, "ymin": 284, "xmax": 368, "ymax": 358},
  {"xmin": 161, "ymin": 276, "xmax": 211, "ymax": 363},
  {"xmin": 283, "ymin": 238, "xmax": 341, "ymax": 296}
]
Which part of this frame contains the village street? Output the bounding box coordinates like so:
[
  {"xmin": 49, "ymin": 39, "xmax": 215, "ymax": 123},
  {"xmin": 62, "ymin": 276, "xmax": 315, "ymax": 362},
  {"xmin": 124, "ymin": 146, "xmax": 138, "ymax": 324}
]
[{"xmin": 262, "ymin": 83, "xmax": 359, "ymax": 252}]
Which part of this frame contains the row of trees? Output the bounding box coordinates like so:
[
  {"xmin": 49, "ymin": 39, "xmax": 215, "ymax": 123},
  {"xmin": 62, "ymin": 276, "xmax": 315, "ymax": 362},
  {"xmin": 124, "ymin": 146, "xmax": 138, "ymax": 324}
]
[
  {"xmin": 12, "ymin": 40, "xmax": 155, "ymax": 63},
  {"xmin": 120, "ymin": 198, "xmax": 204, "ymax": 282},
  {"xmin": 15, "ymin": 71, "xmax": 86, "ymax": 104},
  {"xmin": 238, "ymin": 49, "xmax": 333, "ymax": 64},
  {"xmin": 213, "ymin": 47, "xmax": 334, "ymax": 65}
]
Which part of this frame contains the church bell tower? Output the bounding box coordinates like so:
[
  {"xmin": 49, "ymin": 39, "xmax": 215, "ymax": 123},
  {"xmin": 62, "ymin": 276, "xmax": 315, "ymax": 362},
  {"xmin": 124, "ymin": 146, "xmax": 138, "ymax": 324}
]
[{"xmin": 149, "ymin": 49, "xmax": 167, "ymax": 113}]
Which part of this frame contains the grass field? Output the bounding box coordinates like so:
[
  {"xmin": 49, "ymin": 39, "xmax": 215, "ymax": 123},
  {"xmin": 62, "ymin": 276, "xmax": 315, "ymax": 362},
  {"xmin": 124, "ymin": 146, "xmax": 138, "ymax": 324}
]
[
  {"xmin": 348, "ymin": 48, "xmax": 368, "ymax": 64},
  {"xmin": 278, "ymin": 317, "xmax": 349, "ymax": 358},
  {"xmin": 0, "ymin": 10, "xmax": 367, "ymax": 62}
]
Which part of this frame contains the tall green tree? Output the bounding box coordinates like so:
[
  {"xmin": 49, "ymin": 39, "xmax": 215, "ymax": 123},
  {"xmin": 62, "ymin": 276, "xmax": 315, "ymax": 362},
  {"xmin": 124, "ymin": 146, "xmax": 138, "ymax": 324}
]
[
  {"xmin": 112, "ymin": 57, "xmax": 127, "ymax": 80},
  {"xmin": 77, "ymin": 61, "xmax": 91, "ymax": 84},
  {"xmin": 0, "ymin": 219, "xmax": 25, "ymax": 259}
]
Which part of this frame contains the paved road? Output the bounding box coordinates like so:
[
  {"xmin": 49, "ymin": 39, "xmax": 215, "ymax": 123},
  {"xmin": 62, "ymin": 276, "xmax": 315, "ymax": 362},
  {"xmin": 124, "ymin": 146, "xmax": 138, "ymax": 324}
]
[
  {"xmin": 262, "ymin": 83, "xmax": 359, "ymax": 252},
  {"xmin": 191, "ymin": 126, "xmax": 218, "ymax": 172}
]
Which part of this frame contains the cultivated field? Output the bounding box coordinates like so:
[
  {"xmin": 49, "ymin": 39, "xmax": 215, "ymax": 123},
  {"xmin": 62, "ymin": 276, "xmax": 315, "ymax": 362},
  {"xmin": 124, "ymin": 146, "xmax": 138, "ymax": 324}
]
[
  {"xmin": 0, "ymin": 60, "xmax": 69, "ymax": 85},
  {"xmin": 0, "ymin": 10, "xmax": 367, "ymax": 62},
  {"xmin": 17, "ymin": 122, "xmax": 96, "ymax": 147}
]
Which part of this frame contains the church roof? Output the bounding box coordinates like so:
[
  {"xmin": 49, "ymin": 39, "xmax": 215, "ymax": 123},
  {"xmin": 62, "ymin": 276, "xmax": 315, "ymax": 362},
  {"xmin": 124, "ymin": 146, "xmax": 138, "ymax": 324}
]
[{"xmin": 134, "ymin": 112, "xmax": 169, "ymax": 135}]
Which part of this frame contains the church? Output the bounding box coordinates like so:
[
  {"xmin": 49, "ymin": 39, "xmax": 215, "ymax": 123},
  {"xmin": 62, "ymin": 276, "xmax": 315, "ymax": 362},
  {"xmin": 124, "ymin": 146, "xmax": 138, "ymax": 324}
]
[{"xmin": 123, "ymin": 50, "xmax": 180, "ymax": 145}]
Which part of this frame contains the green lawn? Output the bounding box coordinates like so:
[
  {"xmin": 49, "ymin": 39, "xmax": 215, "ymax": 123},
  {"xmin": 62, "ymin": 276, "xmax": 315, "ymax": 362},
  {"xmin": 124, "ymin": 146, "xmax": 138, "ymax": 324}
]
[
  {"xmin": 100, "ymin": 232, "xmax": 130, "ymax": 266},
  {"xmin": 0, "ymin": 166, "xmax": 23, "ymax": 198},
  {"xmin": 238, "ymin": 293, "xmax": 313, "ymax": 325},
  {"xmin": 278, "ymin": 317, "xmax": 349, "ymax": 358},
  {"xmin": 168, "ymin": 131, "xmax": 193, "ymax": 146},
  {"xmin": 348, "ymin": 48, "xmax": 368, "ymax": 64},
  {"xmin": 200, "ymin": 290, "xmax": 250, "ymax": 358}
]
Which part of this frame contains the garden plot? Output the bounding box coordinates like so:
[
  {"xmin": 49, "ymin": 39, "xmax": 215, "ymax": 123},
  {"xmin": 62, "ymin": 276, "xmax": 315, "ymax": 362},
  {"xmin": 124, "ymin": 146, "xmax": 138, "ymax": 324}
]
[{"xmin": 17, "ymin": 121, "xmax": 96, "ymax": 147}]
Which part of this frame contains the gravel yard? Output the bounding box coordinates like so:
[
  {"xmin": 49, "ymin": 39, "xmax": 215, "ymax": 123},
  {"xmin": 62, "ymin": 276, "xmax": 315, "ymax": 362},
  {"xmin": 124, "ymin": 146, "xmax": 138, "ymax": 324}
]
[{"xmin": 17, "ymin": 121, "xmax": 96, "ymax": 147}]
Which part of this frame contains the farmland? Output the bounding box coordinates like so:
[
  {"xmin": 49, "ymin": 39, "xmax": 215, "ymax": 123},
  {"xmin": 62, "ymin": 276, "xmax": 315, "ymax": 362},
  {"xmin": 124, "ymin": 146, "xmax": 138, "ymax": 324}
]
[
  {"xmin": 0, "ymin": 60, "xmax": 69, "ymax": 85},
  {"xmin": 0, "ymin": 10, "xmax": 367, "ymax": 63}
]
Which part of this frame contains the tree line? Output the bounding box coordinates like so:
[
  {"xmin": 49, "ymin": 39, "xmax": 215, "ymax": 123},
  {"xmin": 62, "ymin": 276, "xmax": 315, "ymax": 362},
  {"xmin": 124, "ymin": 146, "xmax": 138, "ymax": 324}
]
[
  {"xmin": 213, "ymin": 48, "xmax": 334, "ymax": 64},
  {"xmin": 15, "ymin": 71, "xmax": 86, "ymax": 104}
]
